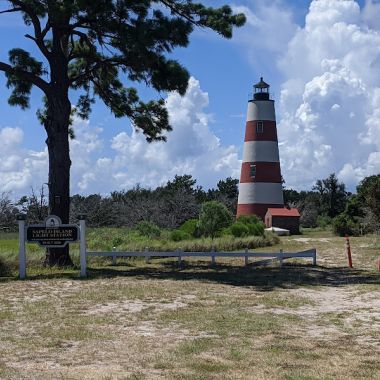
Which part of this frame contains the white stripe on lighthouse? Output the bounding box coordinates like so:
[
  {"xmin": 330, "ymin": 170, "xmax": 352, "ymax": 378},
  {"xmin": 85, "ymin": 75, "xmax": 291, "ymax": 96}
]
[
  {"xmin": 238, "ymin": 183, "xmax": 284, "ymax": 204},
  {"xmin": 246, "ymin": 101, "xmax": 276, "ymax": 121},
  {"xmin": 242, "ymin": 141, "xmax": 280, "ymax": 163}
]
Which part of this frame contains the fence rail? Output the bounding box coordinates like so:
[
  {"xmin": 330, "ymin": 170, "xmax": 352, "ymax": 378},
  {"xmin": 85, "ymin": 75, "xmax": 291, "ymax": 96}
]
[
  {"xmin": 76, "ymin": 218, "xmax": 317, "ymax": 277},
  {"xmin": 86, "ymin": 248, "xmax": 317, "ymax": 270},
  {"xmin": 16, "ymin": 216, "xmax": 317, "ymax": 280}
]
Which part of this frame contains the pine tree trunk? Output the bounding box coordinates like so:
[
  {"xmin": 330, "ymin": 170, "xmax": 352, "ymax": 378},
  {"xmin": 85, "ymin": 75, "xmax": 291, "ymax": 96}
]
[{"xmin": 43, "ymin": 95, "xmax": 73, "ymax": 267}]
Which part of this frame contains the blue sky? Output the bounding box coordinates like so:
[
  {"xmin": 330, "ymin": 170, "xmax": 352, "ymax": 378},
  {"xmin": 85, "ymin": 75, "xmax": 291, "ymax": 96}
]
[{"xmin": 1, "ymin": 0, "xmax": 380, "ymax": 198}]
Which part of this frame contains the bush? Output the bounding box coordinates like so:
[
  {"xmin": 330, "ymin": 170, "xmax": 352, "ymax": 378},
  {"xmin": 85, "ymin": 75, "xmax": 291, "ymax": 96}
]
[
  {"xmin": 237, "ymin": 215, "xmax": 260, "ymax": 225},
  {"xmin": 198, "ymin": 201, "xmax": 233, "ymax": 239},
  {"xmin": 170, "ymin": 230, "xmax": 191, "ymax": 242},
  {"xmin": 220, "ymin": 227, "xmax": 232, "ymax": 236},
  {"xmin": 236, "ymin": 215, "xmax": 265, "ymax": 236},
  {"xmin": 248, "ymin": 222, "xmax": 265, "ymax": 236},
  {"xmin": 316, "ymin": 215, "xmax": 332, "ymax": 228},
  {"xmin": 179, "ymin": 219, "xmax": 200, "ymax": 237},
  {"xmin": 230, "ymin": 222, "xmax": 249, "ymax": 237},
  {"xmin": 332, "ymin": 214, "xmax": 360, "ymax": 236},
  {"xmin": 135, "ymin": 221, "xmax": 161, "ymax": 238}
]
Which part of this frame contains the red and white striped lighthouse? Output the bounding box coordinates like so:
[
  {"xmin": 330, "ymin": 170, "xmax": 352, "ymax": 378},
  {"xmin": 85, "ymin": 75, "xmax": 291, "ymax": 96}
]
[{"xmin": 237, "ymin": 78, "xmax": 284, "ymax": 220}]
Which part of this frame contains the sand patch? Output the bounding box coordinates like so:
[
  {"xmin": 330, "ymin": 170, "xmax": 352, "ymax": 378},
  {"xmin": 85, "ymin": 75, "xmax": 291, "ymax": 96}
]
[
  {"xmin": 246, "ymin": 286, "xmax": 380, "ymax": 349},
  {"xmin": 293, "ymin": 237, "xmax": 331, "ymax": 243}
]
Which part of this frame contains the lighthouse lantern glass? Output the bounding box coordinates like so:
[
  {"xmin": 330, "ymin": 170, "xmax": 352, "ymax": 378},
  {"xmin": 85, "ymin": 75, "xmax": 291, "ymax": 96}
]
[{"xmin": 253, "ymin": 77, "xmax": 270, "ymax": 100}]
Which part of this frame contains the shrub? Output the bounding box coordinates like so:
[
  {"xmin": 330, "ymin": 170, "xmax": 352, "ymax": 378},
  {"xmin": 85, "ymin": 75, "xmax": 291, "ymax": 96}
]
[
  {"xmin": 316, "ymin": 215, "xmax": 332, "ymax": 228},
  {"xmin": 236, "ymin": 215, "xmax": 265, "ymax": 236},
  {"xmin": 230, "ymin": 222, "xmax": 249, "ymax": 237},
  {"xmin": 170, "ymin": 230, "xmax": 191, "ymax": 242},
  {"xmin": 135, "ymin": 221, "xmax": 161, "ymax": 238},
  {"xmin": 198, "ymin": 201, "xmax": 233, "ymax": 239},
  {"xmin": 220, "ymin": 227, "xmax": 232, "ymax": 236},
  {"xmin": 179, "ymin": 219, "xmax": 200, "ymax": 237},
  {"xmin": 332, "ymin": 214, "xmax": 360, "ymax": 236},
  {"xmin": 248, "ymin": 222, "xmax": 265, "ymax": 236},
  {"xmin": 237, "ymin": 215, "xmax": 260, "ymax": 225}
]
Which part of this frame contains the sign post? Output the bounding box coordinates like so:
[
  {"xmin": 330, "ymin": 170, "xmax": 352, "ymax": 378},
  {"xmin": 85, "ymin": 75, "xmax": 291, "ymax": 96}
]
[
  {"xmin": 78, "ymin": 215, "xmax": 87, "ymax": 278},
  {"xmin": 17, "ymin": 214, "xmax": 26, "ymax": 280}
]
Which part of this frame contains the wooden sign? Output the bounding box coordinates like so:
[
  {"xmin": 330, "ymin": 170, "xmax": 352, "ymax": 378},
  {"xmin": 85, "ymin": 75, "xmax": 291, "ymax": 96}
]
[{"xmin": 26, "ymin": 215, "xmax": 79, "ymax": 248}]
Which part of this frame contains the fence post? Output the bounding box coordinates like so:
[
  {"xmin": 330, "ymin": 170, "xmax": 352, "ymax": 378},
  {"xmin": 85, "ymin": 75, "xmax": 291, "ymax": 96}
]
[
  {"xmin": 112, "ymin": 246, "xmax": 117, "ymax": 266},
  {"xmin": 145, "ymin": 247, "xmax": 150, "ymax": 264},
  {"xmin": 78, "ymin": 215, "xmax": 87, "ymax": 278},
  {"xmin": 313, "ymin": 249, "xmax": 317, "ymax": 266},
  {"xmin": 17, "ymin": 214, "xmax": 26, "ymax": 280},
  {"xmin": 178, "ymin": 248, "xmax": 182, "ymax": 267},
  {"xmin": 211, "ymin": 246, "xmax": 216, "ymax": 265},
  {"xmin": 279, "ymin": 249, "xmax": 283, "ymax": 267},
  {"xmin": 245, "ymin": 247, "xmax": 249, "ymax": 266}
]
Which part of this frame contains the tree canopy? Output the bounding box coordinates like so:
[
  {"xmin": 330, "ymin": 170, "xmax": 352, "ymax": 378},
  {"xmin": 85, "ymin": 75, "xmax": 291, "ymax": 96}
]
[
  {"xmin": 0, "ymin": 0, "xmax": 245, "ymax": 265},
  {"xmin": 357, "ymin": 174, "xmax": 380, "ymax": 219},
  {"xmin": 0, "ymin": 0, "xmax": 245, "ymax": 140},
  {"xmin": 312, "ymin": 173, "xmax": 347, "ymax": 218}
]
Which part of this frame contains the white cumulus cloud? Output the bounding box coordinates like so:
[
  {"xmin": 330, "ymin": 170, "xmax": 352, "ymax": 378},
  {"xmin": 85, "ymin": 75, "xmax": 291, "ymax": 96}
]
[
  {"xmin": 1, "ymin": 78, "xmax": 240, "ymax": 197},
  {"xmin": 75, "ymin": 77, "xmax": 241, "ymax": 193},
  {"xmin": 0, "ymin": 126, "xmax": 47, "ymax": 194},
  {"xmin": 273, "ymin": 0, "xmax": 380, "ymax": 190},
  {"xmin": 232, "ymin": 0, "xmax": 380, "ymax": 191}
]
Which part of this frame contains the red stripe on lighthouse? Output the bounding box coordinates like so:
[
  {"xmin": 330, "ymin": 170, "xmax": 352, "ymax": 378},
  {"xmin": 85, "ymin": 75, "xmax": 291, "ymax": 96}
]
[
  {"xmin": 244, "ymin": 121, "xmax": 278, "ymax": 142},
  {"xmin": 237, "ymin": 204, "xmax": 283, "ymax": 219},
  {"xmin": 240, "ymin": 162, "xmax": 282, "ymax": 183}
]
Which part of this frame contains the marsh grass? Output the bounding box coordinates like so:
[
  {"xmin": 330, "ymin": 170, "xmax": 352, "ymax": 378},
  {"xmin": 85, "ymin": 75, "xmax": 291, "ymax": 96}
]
[{"xmin": 86, "ymin": 228, "xmax": 279, "ymax": 252}]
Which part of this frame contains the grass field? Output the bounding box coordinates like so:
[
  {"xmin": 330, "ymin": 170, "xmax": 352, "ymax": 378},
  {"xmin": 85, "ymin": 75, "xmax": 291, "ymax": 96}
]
[{"xmin": 0, "ymin": 229, "xmax": 379, "ymax": 379}]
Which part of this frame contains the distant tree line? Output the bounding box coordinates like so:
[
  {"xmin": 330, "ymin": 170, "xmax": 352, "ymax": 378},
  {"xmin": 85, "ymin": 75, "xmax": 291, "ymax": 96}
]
[
  {"xmin": 0, "ymin": 175, "xmax": 239, "ymax": 230},
  {"xmin": 1, "ymin": 173, "xmax": 379, "ymax": 236},
  {"xmin": 283, "ymin": 173, "xmax": 380, "ymax": 235},
  {"xmin": 70, "ymin": 175, "xmax": 239, "ymax": 228}
]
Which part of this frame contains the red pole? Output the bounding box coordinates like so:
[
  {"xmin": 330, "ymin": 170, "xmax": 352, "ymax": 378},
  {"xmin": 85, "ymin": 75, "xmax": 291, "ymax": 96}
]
[{"xmin": 345, "ymin": 235, "xmax": 353, "ymax": 268}]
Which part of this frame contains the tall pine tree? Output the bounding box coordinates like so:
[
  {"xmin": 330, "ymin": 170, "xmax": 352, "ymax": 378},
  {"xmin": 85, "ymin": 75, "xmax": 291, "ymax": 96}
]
[{"xmin": 0, "ymin": 1, "xmax": 245, "ymax": 265}]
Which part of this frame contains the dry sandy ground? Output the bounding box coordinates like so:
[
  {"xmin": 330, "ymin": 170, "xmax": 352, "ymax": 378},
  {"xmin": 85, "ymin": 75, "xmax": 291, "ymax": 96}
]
[{"xmin": 0, "ymin": 275, "xmax": 379, "ymax": 379}]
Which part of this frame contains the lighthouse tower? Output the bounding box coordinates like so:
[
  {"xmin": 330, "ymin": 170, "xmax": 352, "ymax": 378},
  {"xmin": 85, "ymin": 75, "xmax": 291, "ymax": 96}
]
[{"xmin": 237, "ymin": 78, "xmax": 284, "ymax": 220}]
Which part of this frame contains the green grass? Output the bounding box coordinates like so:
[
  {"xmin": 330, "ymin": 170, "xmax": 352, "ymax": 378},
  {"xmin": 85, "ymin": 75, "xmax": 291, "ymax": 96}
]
[
  {"xmin": 0, "ymin": 227, "xmax": 279, "ymax": 277},
  {"xmin": 86, "ymin": 227, "xmax": 279, "ymax": 252},
  {"xmin": 0, "ymin": 230, "xmax": 379, "ymax": 379}
]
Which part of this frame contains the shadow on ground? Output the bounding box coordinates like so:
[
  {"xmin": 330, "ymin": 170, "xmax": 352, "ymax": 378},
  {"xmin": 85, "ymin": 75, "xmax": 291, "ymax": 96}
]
[
  {"xmin": 88, "ymin": 262, "xmax": 380, "ymax": 290},
  {"xmin": 3, "ymin": 260, "xmax": 378, "ymax": 290}
]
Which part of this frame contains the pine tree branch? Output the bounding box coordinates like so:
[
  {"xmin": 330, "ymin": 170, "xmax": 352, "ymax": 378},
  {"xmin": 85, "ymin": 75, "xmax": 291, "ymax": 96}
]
[
  {"xmin": 0, "ymin": 7, "xmax": 22, "ymax": 14},
  {"xmin": 10, "ymin": 0, "xmax": 51, "ymax": 61},
  {"xmin": 0, "ymin": 61, "xmax": 50, "ymax": 94},
  {"xmin": 41, "ymin": 19, "xmax": 51, "ymax": 39},
  {"xmin": 159, "ymin": 0, "xmax": 198, "ymax": 25}
]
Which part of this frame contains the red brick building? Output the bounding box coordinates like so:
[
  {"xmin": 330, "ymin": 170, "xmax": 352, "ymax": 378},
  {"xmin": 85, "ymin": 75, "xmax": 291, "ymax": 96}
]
[{"xmin": 265, "ymin": 208, "xmax": 300, "ymax": 235}]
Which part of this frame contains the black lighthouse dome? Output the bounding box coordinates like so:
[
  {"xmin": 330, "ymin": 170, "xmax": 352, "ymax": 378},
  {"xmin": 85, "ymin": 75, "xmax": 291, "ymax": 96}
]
[{"xmin": 253, "ymin": 77, "xmax": 270, "ymax": 100}]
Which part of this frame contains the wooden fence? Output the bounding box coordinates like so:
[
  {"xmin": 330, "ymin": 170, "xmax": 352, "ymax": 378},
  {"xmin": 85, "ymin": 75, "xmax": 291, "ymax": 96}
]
[{"xmin": 82, "ymin": 248, "xmax": 317, "ymax": 276}]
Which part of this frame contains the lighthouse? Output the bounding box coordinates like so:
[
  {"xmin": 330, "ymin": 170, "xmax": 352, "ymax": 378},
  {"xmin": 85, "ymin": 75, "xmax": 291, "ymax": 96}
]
[{"xmin": 237, "ymin": 78, "xmax": 284, "ymax": 220}]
